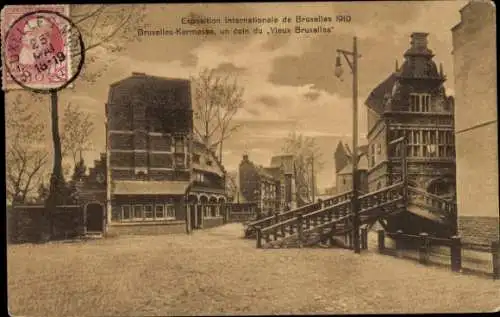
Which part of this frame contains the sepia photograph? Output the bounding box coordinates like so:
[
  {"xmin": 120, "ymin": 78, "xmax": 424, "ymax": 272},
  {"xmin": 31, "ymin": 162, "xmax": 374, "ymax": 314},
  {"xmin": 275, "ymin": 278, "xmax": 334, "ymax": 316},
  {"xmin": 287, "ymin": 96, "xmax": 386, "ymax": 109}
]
[{"xmin": 3, "ymin": 1, "xmax": 499, "ymax": 316}]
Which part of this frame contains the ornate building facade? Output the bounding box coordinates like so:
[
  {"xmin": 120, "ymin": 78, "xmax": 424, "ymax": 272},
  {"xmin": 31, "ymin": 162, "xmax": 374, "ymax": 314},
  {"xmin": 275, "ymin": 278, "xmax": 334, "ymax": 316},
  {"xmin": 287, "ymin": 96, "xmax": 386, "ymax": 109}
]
[{"xmin": 365, "ymin": 33, "xmax": 456, "ymax": 200}]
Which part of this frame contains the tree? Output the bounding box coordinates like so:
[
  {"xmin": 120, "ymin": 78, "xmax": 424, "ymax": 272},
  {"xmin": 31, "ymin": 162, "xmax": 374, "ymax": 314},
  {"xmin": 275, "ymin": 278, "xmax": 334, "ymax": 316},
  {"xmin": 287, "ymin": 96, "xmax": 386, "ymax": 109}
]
[
  {"xmin": 282, "ymin": 132, "xmax": 324, "ymax": 203},
  {"xmin": 191, "ymin": 68, "xmax": 244, "ymax": 163},
  {"xmin": 6, "ymin": 94, "xmax": 49, "ymax": 204},
  {"xmin": 44, "ymin": 4, "xmax": 146, "ymax": 210},
  {"xmin": 61, "ymin": 102, "xmax": 95, "ymax": 168}
]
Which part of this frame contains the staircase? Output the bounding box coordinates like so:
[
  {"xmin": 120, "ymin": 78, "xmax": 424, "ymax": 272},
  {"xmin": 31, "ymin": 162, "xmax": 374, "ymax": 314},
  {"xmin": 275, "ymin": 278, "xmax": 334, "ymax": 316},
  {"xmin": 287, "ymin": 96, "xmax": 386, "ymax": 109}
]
[
  {"xmin": 246, "ymin": 182, "xmax": 457, "ymax": 249},
  {"xmin": 244, "ymin": 189, "xmax": 354, "ymax": 239}
]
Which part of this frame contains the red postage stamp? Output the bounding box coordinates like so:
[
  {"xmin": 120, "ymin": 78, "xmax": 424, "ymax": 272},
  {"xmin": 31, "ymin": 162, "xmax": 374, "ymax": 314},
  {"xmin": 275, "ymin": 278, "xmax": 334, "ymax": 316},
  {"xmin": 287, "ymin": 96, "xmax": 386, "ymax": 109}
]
[{"xmin": 1, "ymin": 5, "xmax": 74, "ymax": 91}]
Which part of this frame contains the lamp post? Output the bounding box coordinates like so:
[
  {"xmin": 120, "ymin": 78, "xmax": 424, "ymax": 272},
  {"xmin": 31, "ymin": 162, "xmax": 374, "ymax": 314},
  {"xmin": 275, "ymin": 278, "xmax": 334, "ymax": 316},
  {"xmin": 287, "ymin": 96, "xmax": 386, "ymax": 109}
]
[{"xmin": 335, "ymin": 36, "xmax": 361, "ymax": 254}]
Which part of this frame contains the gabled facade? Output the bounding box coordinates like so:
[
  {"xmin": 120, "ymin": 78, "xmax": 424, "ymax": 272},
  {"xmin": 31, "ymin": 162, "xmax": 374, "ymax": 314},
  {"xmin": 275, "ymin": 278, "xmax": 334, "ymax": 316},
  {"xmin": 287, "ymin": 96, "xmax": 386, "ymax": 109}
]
[
  {"xmin": 334, "ymin": 142, "xmax": 369, "ymax": 194},
  {"xmin": 365, "ymin": 33, "xmax": 456, "ymax": 199}
]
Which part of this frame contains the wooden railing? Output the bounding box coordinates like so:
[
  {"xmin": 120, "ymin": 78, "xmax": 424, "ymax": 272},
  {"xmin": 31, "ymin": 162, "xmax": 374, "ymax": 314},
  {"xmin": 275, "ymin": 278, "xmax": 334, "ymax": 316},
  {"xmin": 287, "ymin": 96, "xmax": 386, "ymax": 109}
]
[
  {"xmin": 244, "ymin": 190, "xmax": 353, "ymax": 238},
  {"xmin": 257, "ymin": 184, "xmax": 405, "ymax": 248},
  {"xmin": 407, "ymin": 186, "xmax": 456, "ymax": 218},
  {"xmin": 249, "ymin": 181, "xmax": 458, "ymax": 247},
  {"xmin": 359, "ymin": 182, "xmax": 404, "ymax": 211}
]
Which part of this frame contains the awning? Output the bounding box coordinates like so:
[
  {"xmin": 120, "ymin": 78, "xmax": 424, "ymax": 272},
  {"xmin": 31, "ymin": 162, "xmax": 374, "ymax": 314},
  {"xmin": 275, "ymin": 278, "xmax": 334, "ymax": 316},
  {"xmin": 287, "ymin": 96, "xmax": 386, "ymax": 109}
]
[{"xmin": 112, "ymin": 180, "xmax": 190, "ymax": 195}]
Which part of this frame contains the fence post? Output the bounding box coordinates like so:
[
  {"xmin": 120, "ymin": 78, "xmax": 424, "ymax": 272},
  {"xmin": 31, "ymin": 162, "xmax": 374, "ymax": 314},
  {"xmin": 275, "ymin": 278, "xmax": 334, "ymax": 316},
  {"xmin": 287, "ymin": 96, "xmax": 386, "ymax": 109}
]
[
  {"xmin": 419, "ymin": 232, "xmax": 429, "ymax": 265},
  {"xmin": 395, "ymin": 230, "xmax": 403, "ymax": 258},
  {"xmin": 297, "ymin": 214, "xmax": 303, "ymax": 248},
  {"xmin": 275, "ymin": 213, "xmax": 280, "ymax": 225},
  {"xmin": 492, "ymin": 240, "xmax": 500, "ymax": 280},
  {"xmin": 377, "ymin": 229, "xmax": 385, "ymax": 253},
  {"xmin": 256, "ymin": 226, "xmax": 262, "ymax": 249},
  {"xmin": 450, "ymin": 235, "xmax": 462, "ymax": 272}
]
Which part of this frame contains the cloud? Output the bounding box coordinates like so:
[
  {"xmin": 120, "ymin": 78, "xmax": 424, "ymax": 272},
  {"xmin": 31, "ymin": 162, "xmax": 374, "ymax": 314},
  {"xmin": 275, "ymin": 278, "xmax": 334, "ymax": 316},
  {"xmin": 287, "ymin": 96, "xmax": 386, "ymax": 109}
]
[
  {"xmin": 255, "ymin": 94, "xmax": 280, "ymax": 108},
  {"xmin": 213, "ymin": 62, "xmax": 247, "ymax": 75},
  {"xmin": 303, "ymin": 91, "xmax": 321, "ymax": 101}
]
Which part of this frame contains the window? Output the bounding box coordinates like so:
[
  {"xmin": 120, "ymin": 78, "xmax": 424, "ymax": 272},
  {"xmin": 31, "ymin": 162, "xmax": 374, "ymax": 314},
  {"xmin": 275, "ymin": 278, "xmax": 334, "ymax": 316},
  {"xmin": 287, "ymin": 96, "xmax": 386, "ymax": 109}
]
[
  {"xmin": 133, "ymin": 205, "xmax": 143, "ymax": 220},
  {"xmin": 174, "ymin": 137, "xmax": 184, "ymax": 153},
  {"xmin": 175, "ymin": 155, "xmax": 185, "ymax": 168},
  {"xmin": 165, "ymin": 204, "xmax": 176, "ymax": 219},
  {"xmin": 144, "ymin": 205, "xmax": 154, "ymax": 219},
  {"xmin": 155, "ymin": 204, "xmax": 165, "ymax": 219},
  {"xmin": 409, "ymin": 93, "xmax": 431, "ymax": 112},
  {"xmin": 195, "ymin": 172, "xmax": 205, "ymax": 183},
  {"xmin": 206, "ymin": 160, "xmax": 212, "ymax": 166},
  {"xmin": 203, "ymin": 205, "xmax": 211, "ymax": 218},
  {"xmin": 121, "ymin": 205, "xmax": 131, "ymax": 221}
]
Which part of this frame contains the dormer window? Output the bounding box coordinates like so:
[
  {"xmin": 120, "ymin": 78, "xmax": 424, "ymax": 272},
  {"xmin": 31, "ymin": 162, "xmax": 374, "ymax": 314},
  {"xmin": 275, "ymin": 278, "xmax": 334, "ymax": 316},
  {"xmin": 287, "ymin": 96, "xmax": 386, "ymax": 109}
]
[{"xmin": 409, "ymin": 93, "xmax": 431, "ymax": 112}]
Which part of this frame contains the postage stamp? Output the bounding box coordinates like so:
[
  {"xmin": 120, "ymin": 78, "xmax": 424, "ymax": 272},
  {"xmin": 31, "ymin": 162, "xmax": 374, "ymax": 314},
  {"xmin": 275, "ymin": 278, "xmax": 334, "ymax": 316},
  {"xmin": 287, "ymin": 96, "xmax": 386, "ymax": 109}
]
[
  {"xmin": 3, "ymin": 2, "xmax": 499, "ymax": 316},
  {"xmin": 1, "ymin": 5, "xmax": 80, "ymax": 91}
]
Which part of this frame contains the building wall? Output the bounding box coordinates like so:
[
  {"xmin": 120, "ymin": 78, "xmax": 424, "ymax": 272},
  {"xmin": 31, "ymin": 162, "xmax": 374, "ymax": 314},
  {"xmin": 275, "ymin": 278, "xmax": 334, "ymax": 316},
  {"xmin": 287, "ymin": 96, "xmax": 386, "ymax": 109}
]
[
  {"xmin": 336, "ymin": 170, "xmax": 368, "ymax": 194},
  {"xmin": 452, "ymin": 2, "xmax": 498, "ymax": 243}
]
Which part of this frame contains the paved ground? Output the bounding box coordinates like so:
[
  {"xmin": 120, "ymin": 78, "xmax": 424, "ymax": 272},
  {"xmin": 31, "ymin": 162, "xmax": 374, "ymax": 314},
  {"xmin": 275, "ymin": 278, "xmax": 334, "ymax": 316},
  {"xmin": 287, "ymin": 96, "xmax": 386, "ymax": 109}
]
[{"xmin": 7, "ymin": 224, "xmax": 500, "ymax": 316}]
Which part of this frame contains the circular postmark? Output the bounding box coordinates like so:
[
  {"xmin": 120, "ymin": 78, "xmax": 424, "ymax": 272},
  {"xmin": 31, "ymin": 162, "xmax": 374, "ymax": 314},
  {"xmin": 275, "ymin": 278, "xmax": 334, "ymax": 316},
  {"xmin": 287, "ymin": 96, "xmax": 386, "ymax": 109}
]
[{"xmin": 2, "ymin": 9, "xmax": 85, "ymax": 92}]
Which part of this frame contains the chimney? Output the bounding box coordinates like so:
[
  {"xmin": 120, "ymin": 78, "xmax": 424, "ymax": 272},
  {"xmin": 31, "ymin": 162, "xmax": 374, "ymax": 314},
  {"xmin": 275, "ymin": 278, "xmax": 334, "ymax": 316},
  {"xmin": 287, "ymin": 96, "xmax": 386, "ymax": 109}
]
[{"xmin": 410, "ymin": 32, "xmax": 429, "ymax": 50}]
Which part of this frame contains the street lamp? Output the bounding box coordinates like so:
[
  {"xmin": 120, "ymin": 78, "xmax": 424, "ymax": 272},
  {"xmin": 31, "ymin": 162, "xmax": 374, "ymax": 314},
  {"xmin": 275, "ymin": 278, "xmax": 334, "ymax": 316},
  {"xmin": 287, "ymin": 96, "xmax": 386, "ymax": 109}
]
[{"xmin": 335, "ymin": 36, "xmax": 362, "ymax": 254}]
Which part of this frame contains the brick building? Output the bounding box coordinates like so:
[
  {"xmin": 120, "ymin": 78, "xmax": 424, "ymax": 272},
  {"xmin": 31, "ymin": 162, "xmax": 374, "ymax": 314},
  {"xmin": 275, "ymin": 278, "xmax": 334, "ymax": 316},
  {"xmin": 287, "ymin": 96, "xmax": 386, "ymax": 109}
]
[
  {"xmin": 334, "ymin": 142, "xmax": 369, "ymax": 194},
  {"xmin": 451, "ymin": 2, "xmax": 498, "ymax": 245},
  {"xmin": 103, "ymin": 72, "xmax": 227, "ymax": 234},
  {"xmin": 238, "ymin": 154, "xmax": 281, "ymax": 215}
]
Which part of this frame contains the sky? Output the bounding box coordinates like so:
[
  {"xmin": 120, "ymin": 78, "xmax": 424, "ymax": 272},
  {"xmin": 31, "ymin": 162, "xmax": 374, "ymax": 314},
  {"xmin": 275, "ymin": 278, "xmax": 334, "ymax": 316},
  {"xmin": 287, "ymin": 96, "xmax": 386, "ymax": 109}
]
[{"xmin": 6, "ymin": 1, "xmax": 468, "ymax": 191}]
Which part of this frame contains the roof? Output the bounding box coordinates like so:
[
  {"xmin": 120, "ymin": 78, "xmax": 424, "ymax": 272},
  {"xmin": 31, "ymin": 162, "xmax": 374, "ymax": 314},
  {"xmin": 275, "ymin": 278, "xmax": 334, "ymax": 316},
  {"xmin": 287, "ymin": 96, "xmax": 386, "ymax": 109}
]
[
  {"xmin": 263, "ymin": 167, "xmax": 281, "ymax": 179},
  {"xmin": 270, "ymin": 155, "xmax": 295, "ymax": 174},
  {"xmin": 337, "ymin": 155, "xmax": 369, "ymax": 175},
  {"xmin": 110, "ymin": 72, "xmax": 190, "ymax": 87},
  {"xmin": 192, "ymin": 140, "xmax": 226, "ymax": 176},
  {"xmin": 256, "ymin": 166, "xmax": 278, "ymax": 180},
  {"xmin": 364, "ymin": 73, "xmax": 398, "ymax": 114},
  {"xmin": 111, "ymin": 180, "xmax": 190, "ymax": 195}
]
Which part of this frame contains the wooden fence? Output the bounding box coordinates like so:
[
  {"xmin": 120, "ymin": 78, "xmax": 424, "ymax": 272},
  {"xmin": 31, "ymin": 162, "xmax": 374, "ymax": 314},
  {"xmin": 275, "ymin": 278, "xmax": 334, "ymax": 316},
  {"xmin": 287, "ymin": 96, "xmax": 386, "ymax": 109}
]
[
  {"xmin": 377, "ymin": 230, "xmax": 500, "ymax": 280},
  {"xmin": 8, "ymin": 205, "xmax": 85, "ymax": 243}
]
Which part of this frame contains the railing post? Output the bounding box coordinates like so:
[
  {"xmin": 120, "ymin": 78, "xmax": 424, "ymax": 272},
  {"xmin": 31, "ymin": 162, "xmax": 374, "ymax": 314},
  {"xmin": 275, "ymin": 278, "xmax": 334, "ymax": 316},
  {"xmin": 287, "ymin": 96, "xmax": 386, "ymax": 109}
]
[
  {"xmin": 297, "ymin": 214, "xmax": 303, "ymax": 248},
  {"xmin": 377, "ymin": 229, "xmax": 385, "ymax": 253},
  {"xmin": 419, "ymin": 232, "xmax": 429, "ymax": 265},
  {"xmin": 492, "ymin": 240, "xmax": 500, "ymax": 280},
  {"xmin": 256, "ymin": 226, "xmax": 262, "ymax": 249},
  {"xmin": 395, "ymin": 230, "xmax": 403, "ymax": 258},
  {"xmin": 274, "ymin": 213, "xmax": 280, "ymax": 225},
  {"xmin": 450, "ymin": 235, "xmax": 462, "ymax": 272}
]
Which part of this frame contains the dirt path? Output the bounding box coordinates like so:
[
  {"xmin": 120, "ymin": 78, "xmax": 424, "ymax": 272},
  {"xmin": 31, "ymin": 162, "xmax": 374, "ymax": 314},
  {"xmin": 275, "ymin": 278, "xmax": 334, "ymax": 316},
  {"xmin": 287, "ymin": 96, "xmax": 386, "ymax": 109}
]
[{"xmin": 8, "ymin": 224, "xmax": 500, "ymax": 316}]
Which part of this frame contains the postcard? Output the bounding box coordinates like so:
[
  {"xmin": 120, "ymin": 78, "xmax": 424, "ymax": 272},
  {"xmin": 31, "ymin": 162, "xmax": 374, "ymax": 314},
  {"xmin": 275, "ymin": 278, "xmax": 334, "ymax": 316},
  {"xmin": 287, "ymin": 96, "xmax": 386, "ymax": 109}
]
[{"xmin": 3, "ymin": 1, "xmax": 499, "ymax": 316}]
